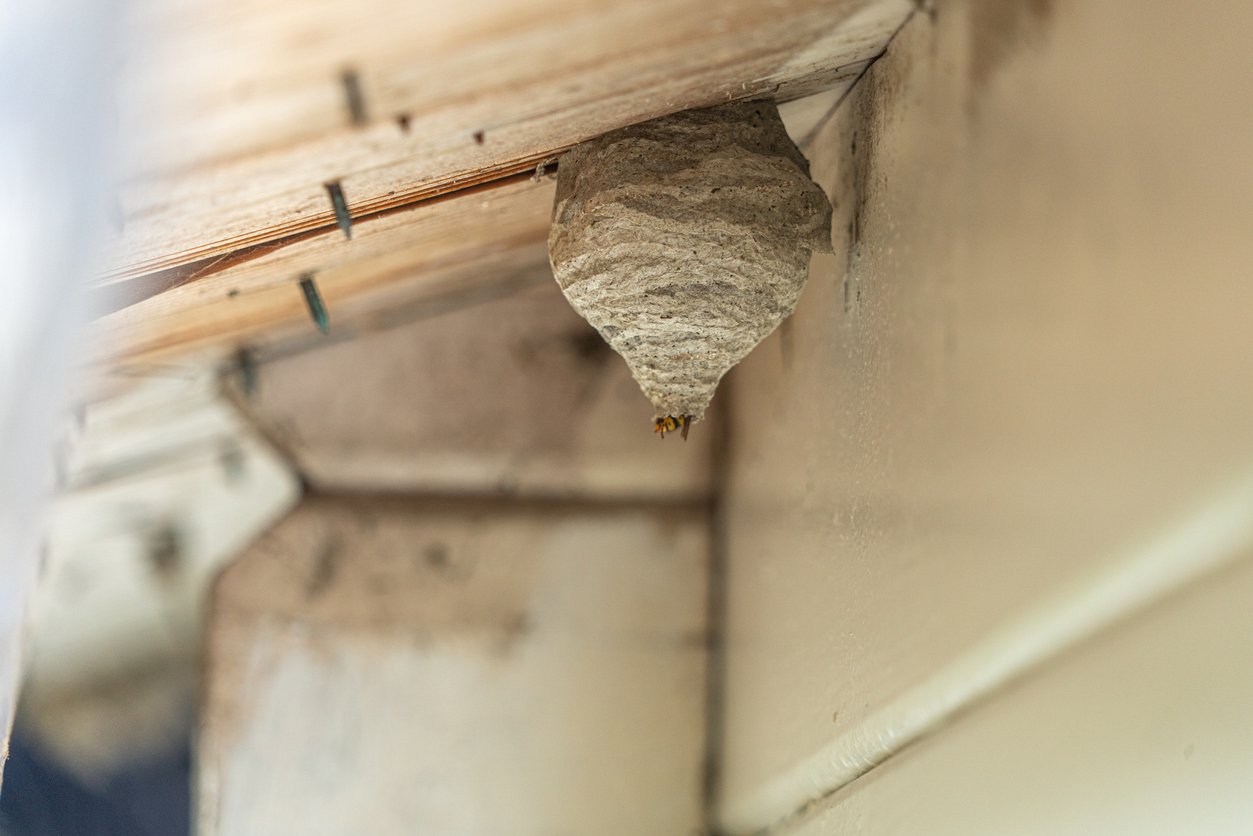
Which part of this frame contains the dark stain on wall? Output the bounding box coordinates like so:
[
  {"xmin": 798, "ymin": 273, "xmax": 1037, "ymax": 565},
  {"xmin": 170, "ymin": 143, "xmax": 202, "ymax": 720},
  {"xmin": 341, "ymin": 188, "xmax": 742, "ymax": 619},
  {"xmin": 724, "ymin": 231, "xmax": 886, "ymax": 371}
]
[{"xmin": 967, "ymin": 0, "xmax": 1054, "ymax": 94}]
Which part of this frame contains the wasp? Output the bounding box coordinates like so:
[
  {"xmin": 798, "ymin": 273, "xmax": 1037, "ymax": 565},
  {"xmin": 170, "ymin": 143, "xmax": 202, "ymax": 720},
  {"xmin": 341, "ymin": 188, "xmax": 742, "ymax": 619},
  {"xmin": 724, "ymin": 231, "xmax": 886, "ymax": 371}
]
[{"xmin": 654, "ymin": 415, "xmax": 692, "ymax": 441}]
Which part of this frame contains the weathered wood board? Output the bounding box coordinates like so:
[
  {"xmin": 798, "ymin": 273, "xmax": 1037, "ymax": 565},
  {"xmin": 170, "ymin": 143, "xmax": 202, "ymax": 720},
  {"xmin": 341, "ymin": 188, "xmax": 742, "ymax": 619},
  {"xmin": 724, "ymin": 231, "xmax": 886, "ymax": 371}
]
[
  {"xmin": 91, "ymin": 174, "xmax": 556, "ymax": 364},
  {"xmin": 102, "ymin": 0, "xmax": 912, "ymax": 290}
]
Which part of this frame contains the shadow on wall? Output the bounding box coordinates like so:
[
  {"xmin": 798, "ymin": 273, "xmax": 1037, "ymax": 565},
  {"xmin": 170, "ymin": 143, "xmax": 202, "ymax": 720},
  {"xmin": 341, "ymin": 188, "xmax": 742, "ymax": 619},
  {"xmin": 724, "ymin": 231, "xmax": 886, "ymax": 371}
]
[{"xmin": 0, "ymin": 728, "xmax": 189, "ymax": 836}]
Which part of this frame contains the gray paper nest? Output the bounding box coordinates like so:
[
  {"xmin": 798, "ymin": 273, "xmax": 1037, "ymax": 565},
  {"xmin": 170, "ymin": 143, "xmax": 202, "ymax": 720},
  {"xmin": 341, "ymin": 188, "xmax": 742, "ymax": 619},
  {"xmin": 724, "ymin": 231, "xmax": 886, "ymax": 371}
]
[{"xmin": 548, "ymin": 100, "xmax": 834, "ymax": 436}]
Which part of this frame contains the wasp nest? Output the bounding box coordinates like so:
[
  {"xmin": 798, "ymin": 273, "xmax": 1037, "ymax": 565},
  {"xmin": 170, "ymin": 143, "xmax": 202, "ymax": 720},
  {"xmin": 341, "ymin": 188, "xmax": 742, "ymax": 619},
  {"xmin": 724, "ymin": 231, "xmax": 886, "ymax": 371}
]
[{"xmin": 548, "ymin": 100, "xmax": 833, "ymax": 438}]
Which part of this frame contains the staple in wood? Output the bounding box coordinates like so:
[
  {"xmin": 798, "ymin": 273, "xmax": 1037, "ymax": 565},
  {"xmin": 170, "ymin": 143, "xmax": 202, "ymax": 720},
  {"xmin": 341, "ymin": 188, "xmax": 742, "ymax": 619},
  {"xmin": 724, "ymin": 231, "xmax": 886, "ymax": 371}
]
[{"xmin": 548, "ymin": 100, "xmax": 833, "ymax": 433}]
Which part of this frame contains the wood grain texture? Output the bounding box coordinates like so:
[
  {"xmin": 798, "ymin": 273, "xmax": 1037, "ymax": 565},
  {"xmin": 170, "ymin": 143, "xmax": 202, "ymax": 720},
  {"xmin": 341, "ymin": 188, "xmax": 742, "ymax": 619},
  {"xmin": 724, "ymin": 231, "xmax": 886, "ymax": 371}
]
[
  {"xmin": 90, "ymin": 175, "xmax": 557, "ymax": 364},
  {"xmin": 100, "ymin": 0, "xmax": 913, "ymax": 286}
]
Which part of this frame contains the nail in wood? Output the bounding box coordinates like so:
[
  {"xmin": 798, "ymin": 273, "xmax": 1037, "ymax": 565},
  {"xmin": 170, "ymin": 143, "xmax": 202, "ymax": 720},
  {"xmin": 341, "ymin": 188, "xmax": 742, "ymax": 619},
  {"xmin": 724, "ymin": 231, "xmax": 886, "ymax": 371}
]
[
  {"xmin": 299, "ymin": 274, "xmax": 330, "ymax": 334},
  {"xmin": 340, "ymin": 69, "xmax": 367, "ymax": 126},
  {"xmin": 324, "ymin": 181, "xmax": 352, "ymax": 238}
]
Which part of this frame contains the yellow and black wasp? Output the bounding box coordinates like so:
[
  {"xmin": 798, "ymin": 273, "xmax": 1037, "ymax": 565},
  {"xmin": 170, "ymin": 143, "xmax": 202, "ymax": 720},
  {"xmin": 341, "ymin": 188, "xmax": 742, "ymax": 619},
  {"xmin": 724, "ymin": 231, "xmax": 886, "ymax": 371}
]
[{"xmin": 654, "ymin": 415, "xmax": 692, "ymax": 441}]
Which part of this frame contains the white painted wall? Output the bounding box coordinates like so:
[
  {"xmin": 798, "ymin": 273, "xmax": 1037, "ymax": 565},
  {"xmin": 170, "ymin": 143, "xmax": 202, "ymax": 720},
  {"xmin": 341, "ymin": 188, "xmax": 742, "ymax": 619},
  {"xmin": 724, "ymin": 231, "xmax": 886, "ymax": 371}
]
[
  {"xmin": 718, "ymin": 1, "xmax": 1253, "ymax": 831},
  {"xmin": 29, "ymin": 367, "xmax": 300, "ymax": 692},
  {"xmin": 199, "ymin": 500, "xmax": 709, "ymax": 836}
]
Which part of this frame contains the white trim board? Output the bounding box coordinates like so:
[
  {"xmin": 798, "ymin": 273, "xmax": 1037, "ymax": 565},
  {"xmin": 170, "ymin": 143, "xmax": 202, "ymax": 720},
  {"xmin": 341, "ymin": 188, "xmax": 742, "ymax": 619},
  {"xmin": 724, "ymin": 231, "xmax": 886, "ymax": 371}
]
[{"xmin": 719, "ymin": 469, "xmax": 1253, "ymax": 834}]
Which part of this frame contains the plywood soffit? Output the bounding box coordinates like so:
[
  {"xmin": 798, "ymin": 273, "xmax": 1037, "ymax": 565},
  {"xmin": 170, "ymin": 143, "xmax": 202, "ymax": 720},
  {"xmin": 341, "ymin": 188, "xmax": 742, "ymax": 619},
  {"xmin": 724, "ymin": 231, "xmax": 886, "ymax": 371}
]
[
  {"xmin": 90, "ymin": 175, "xmax": 558, "ymax": 365},
  {"xmin": 95, "ymin": 0, "xmax": 914, "ymax": 309}
]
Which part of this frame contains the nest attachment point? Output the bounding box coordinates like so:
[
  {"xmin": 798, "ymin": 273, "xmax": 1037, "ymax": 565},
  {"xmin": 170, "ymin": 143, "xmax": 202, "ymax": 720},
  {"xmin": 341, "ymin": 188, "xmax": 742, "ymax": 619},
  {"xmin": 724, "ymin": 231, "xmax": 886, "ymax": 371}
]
[{"xmin": 548, "ymin": 100, "xmax": 834, "ymax": 438}]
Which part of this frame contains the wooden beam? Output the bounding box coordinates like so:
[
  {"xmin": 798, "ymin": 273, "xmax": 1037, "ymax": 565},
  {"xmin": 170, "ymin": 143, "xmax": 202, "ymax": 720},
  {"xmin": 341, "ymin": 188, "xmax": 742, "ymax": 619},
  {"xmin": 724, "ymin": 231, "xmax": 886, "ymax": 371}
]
[
  {"xmin": 99, "ymin": 0, "xmax": 913, "ymax": 290},
  {"xmin": 90, "ymin": 174, "xmax": 555, "ymax": 363}
]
